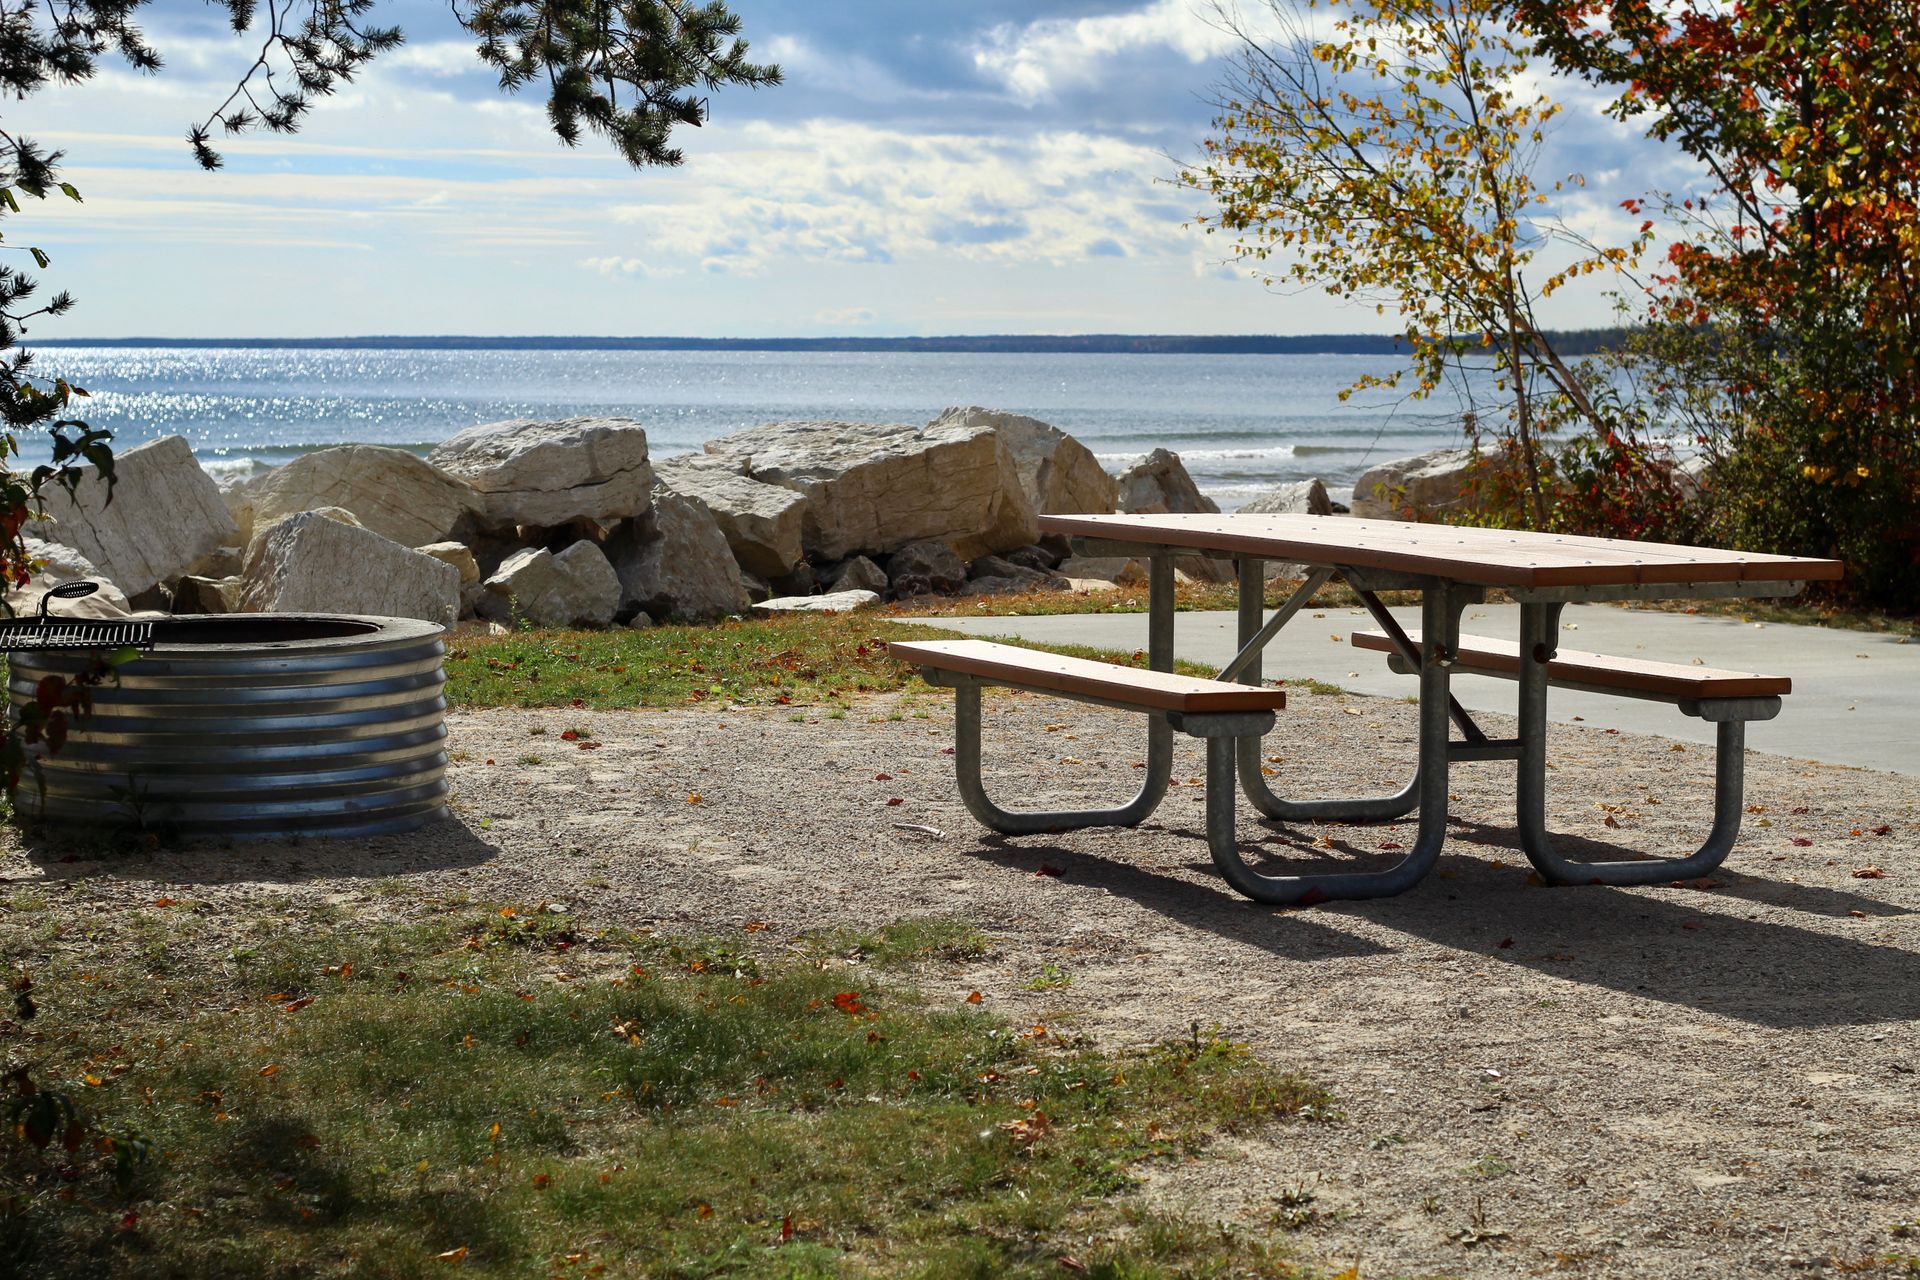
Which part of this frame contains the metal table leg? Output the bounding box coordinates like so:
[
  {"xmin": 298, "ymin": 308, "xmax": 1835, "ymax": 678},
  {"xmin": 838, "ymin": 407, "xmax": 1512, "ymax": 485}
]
[
  {"xmin": 1232, "ymin": 557, "xmax": 1419, "ymax": 822},
  {"xmin": 1513, "ymin": 600, "xmax": 1753, "ymax": 885},
  {"xmin": 947, "ymin": 552, "xmax": 1174, "ymax": 835},
  {"xmin": 1205, "ymin": 580, "xmax": 1462, "ymax": 903}
]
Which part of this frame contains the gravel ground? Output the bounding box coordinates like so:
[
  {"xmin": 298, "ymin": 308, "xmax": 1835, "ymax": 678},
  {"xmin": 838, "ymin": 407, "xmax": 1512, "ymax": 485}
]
[{"xmin": 9, "ymin": 685, "xmax": 1920, "ymax": 1279}]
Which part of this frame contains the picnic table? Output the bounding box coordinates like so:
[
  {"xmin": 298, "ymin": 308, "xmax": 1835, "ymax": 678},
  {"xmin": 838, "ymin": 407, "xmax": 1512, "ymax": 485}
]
[{"xmin": 894, "ymin": 514, "xmax": 1844, "ymax": 906}]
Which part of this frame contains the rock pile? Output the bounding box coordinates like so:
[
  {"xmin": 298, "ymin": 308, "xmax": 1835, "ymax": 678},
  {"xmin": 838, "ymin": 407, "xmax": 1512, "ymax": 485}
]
[{"xmin": 19, "ymin": 407, "xmax": 1383, "ymax": 630}]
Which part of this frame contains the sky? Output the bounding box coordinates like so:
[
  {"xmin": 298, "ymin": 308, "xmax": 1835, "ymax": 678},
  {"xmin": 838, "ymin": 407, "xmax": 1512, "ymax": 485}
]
[{"xmin": 19, "ymin": 0, "xmax": 1690, "ymax": 338}]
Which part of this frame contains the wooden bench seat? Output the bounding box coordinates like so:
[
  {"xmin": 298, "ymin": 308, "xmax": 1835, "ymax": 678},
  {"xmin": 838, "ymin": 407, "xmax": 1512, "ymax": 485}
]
[
  {"xmin": 1350, "ymin": 630, "xmax": 1790, "ymax": 702},
  {"xmin": 890, "ymin": 639, "xmax": 1285, "ymax": 715}
]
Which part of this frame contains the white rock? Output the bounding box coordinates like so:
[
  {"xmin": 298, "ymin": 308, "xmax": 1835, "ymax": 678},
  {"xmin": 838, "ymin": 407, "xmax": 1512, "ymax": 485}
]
[
  {"xmin": 429, "ymin": 417, "xmax": 653, "ymax": 529},
  {"xmin": 6, "ymin": 538, "xmax": 131, "ymax": 620},
  {"xmin": 752, "ymin": 590, "xmax": 879, "ymax": 614},
  {"xmin": 1238, "ymin": 478, "xmax": 1333, "ymax": 517},
  {"xmin": 237, "ymin": 512, "xmax": 459, "ymax": 626},
  {"xmin": 238, "ymin": 445, "xmax": 482, "ymax": 549},
  {"xmin": 1350, "ymin": 448, "xmax": 1479, "ymax": 520},
  {"xmin": 479, "ymin": 542, "xmax": 621, "ymax": 629},
  {"xmin": 1114, "ymin": 448, "xmax": 1231, "ymax": 583},
  {"xmin": 931, "ymin": 406, "xmax": 1117, "ymax": 515},
  {"xmin": 703, "ymin": 418, "xmax": 1036, "ymax": 561},
  {"xmin": 241, "ymin": 507, "xmax": 363, "ymax": 581},
  {"xmin": 416, "ymin": 541, "xmax": 481, "ymax": 586},
  {"xmin": 1115, "ymin": 448, "xmax": 1220, "ymax": 517},
  {"xmin": 653, "ymin": 454, "xmax": 808, "ymax": 578},
  {"xmin": 606, "ymin": 489, "xmax": 750, "ymax": 623},
  {"xmin": 28, "ymin": 435, "xmax": 238, "ymax": 597}
]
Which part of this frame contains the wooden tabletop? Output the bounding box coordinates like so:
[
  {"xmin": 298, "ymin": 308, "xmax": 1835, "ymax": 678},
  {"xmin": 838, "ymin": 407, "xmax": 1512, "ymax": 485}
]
[{"xmin": 1041, "ymin": 513, "xmax": 1845, "ymax": 590}]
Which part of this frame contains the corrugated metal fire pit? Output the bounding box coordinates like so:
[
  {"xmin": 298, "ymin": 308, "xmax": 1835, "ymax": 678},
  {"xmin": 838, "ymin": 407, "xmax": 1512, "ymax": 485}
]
[{"xmin": 9, "ymin": 614, "xmax": 449, "ymax": 839}]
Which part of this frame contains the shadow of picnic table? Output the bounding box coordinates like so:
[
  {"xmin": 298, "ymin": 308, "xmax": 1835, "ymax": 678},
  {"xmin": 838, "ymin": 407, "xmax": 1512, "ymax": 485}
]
[{"xmin": 968, "ymin": 815, "xmax": 1920, "ymax": 1030}]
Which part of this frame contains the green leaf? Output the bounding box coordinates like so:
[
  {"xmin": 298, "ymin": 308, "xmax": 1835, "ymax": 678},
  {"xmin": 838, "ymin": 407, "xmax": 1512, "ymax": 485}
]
[
  {"xmin": 0, "ymin": 189, "xmax": 18, "ymax": 214},
  {"xmin": 58, "ymin": 183, "xmax": 82, "ymax": 203},
  {"xmin": 29, "ymin": 248, "xmax": 49, "ymax": 269}
]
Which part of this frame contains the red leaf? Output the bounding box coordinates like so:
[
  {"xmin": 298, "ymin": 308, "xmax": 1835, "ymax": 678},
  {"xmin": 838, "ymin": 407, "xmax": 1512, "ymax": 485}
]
[
  {"xmin": 1035, "ymin": 864, "xmax": 1064, "ymax": 878},
  {"xmin": 1790, "ymin": 837, "xmax": 1813, "ymax": 847}
]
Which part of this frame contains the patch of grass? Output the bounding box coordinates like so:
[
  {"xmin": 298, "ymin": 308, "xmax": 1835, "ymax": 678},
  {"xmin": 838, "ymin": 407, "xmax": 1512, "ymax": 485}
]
[
  {"xmin": 802, "ymin": 917, "xmax": 995, "ymax": 968},
  {"xmin": 0, "ymin": 904, "xmax": 1330, "ymax": 1279},
  {"xmin": 446, "ymin": 610, "xmax": 1339, "ymax": 714},
  {"xmin": 1025, "ymin": 961, "xmax": 1073, "ymax": 992},
  {"xmin": 445, "ymin": 613, "xmax": 964, "ymax": 711}
]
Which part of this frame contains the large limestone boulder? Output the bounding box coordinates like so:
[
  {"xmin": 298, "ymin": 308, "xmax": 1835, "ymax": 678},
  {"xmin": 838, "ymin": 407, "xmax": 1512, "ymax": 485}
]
[
  {"xmin": 1114, "ymin": 448, "xmax": 1230, "ymax": 583},
  {"xmin": 28, "ymin": 435, "xmax": 238, "ymax": 597},
  {"xmin": 478, "ymin": 542, "xmax": 621, "ymax": 629},
  {"xmin": 931, "ymin": 406, "xmax": 1117, "ymax": 515},
  {"xmin": 240, "ymin": 506, "xmax": 363, "ymax": 581},
  {"xmin": 703, "ymin": 418, "xmax": 1037, "ymax": 561},
  {"xmin": 1115, "ymin": 448, "xmax": 1219, "ymax": 517},
  {"xmin": 653, "ymin": 455, "xmax": 808, "ymax": 578},
  {"xmin": 1238, "ymin": 478, "xmax": 1333, "ymax": 517},
  {"xmin": 237, "ymin": 446, "xmax": 481, "ymax": 549},
  {"xmin": 1350, "ymin": 448, "xmax": 1478, "ymax": 520},
  {"xmin": 237, "ymin": 512, "xmax": 459, "ymax": 626},
  {"xmin": 6, "ymin": 538, "xmax": 130, "ymax": 620},
  {"xmin": 428, "ymin": 417, "xmax": 653, "ymax": 529},
  {"xmin": 606, "ymin": 489, "xmax": 750, "ymax": 623}
]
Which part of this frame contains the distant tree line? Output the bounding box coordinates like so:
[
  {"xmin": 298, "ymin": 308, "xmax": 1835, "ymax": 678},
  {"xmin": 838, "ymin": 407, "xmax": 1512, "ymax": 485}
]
[{"xmin": 31, "ymin": 330, "xmax": 1639, "ymax": 356}]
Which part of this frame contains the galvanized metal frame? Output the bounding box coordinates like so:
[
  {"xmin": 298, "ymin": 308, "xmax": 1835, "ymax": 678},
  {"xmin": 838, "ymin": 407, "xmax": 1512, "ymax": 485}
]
[
  {"xmin": 1206, "ymin": 577, "xmax": 1467, "ymax": 903},
  {"xmin": 933, "ymin": 554, "xmax": 1176, "ymax": 837},
  {"xmin": 1509, "ymin": 600, "xmax": 1782, "ymax": 886}
]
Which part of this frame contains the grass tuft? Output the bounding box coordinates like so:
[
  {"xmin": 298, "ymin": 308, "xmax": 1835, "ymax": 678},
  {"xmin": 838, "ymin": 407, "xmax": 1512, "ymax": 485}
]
[{"xmin": 0, "ymin": 904, "xmax": 1328, "ymax": 1278}]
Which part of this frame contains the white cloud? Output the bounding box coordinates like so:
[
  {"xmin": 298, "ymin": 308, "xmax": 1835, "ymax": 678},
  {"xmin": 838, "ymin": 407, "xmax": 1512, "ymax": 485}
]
[
  {"xmin": 604, "ymin": 119, "xmax": 1185, "ymax": 275},
  {"xmin": 971, "ymin": 0, "xmax": 1243, "ymax": 103}
]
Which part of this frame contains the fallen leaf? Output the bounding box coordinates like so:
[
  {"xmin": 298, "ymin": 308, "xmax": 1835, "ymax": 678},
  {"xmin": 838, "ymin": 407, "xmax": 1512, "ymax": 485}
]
[
  {"xmin": 258, "ymin": 1064, "xmax": 279, "ymax": 1077},
  {"xmin": 1852, "ymin": 866, "xmax": 1888, "ymax": 880},
  {"xmin": 1790, "ymin": 837, "xmax": 1814, "ymax": 847},
  {"xmin": 966, "ymin": 991, "xmax": 983, "ymax": 1004},
  {"xmin": 532, "ymin": 1174, "xmax": 551, "ymax": 1189},
  {"xmin": 885, "ymin": 797, "xmax": 904, "ymax": 807},
  {"xmin": 874, "ymin": 772, "xmax": 892, "ymax": 781},
  {"xmin": 435, "ymin": 1247, "xmax": 468, "ymax": 1262},
  {"xmin": 152, "ymin": 897, "xmax": 174, "ymax": 908},
  {"xmin": 687, "ymin": 793, "xmax": 703, "ymax": 805},
  {"xmin": 1871, "ymin": 824, "xmax": 1892, "ymax": 836},
  {"xmin": 1681, "ymin": 920, "xmax": 1705, "ymax": 931},
  {"xmin": 1035, "ymin": 864, "xmax": 1064, "ymax": 878},
  {"xmin": 280, "ymin": 996, "xmax": 314, "ymax": 1013}
]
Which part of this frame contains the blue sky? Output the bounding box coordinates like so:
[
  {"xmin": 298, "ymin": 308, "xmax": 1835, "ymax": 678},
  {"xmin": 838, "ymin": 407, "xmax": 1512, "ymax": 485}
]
[{"xmin": 22, "ymin": 0, "xmax": 1682, "ymax": 338}]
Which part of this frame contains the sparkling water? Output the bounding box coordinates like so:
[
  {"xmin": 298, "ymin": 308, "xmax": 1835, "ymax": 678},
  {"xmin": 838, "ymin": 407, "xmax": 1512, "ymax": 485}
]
[{"xmin": 30, "ymin": 346, "xmax": 1469, "ymax": 509}]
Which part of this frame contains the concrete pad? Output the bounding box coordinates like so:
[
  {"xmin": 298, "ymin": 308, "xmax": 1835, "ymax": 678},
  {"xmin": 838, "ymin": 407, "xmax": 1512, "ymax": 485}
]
[{"xmin": 908, "ymin": 603, "xmax": 1920, "ymax": 776}]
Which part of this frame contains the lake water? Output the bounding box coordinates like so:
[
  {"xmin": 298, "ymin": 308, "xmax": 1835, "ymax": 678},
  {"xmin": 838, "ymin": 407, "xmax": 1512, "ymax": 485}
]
[{"xmin": 30, "ymin": 347, "xmax": 1467, "ymax": 509}]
